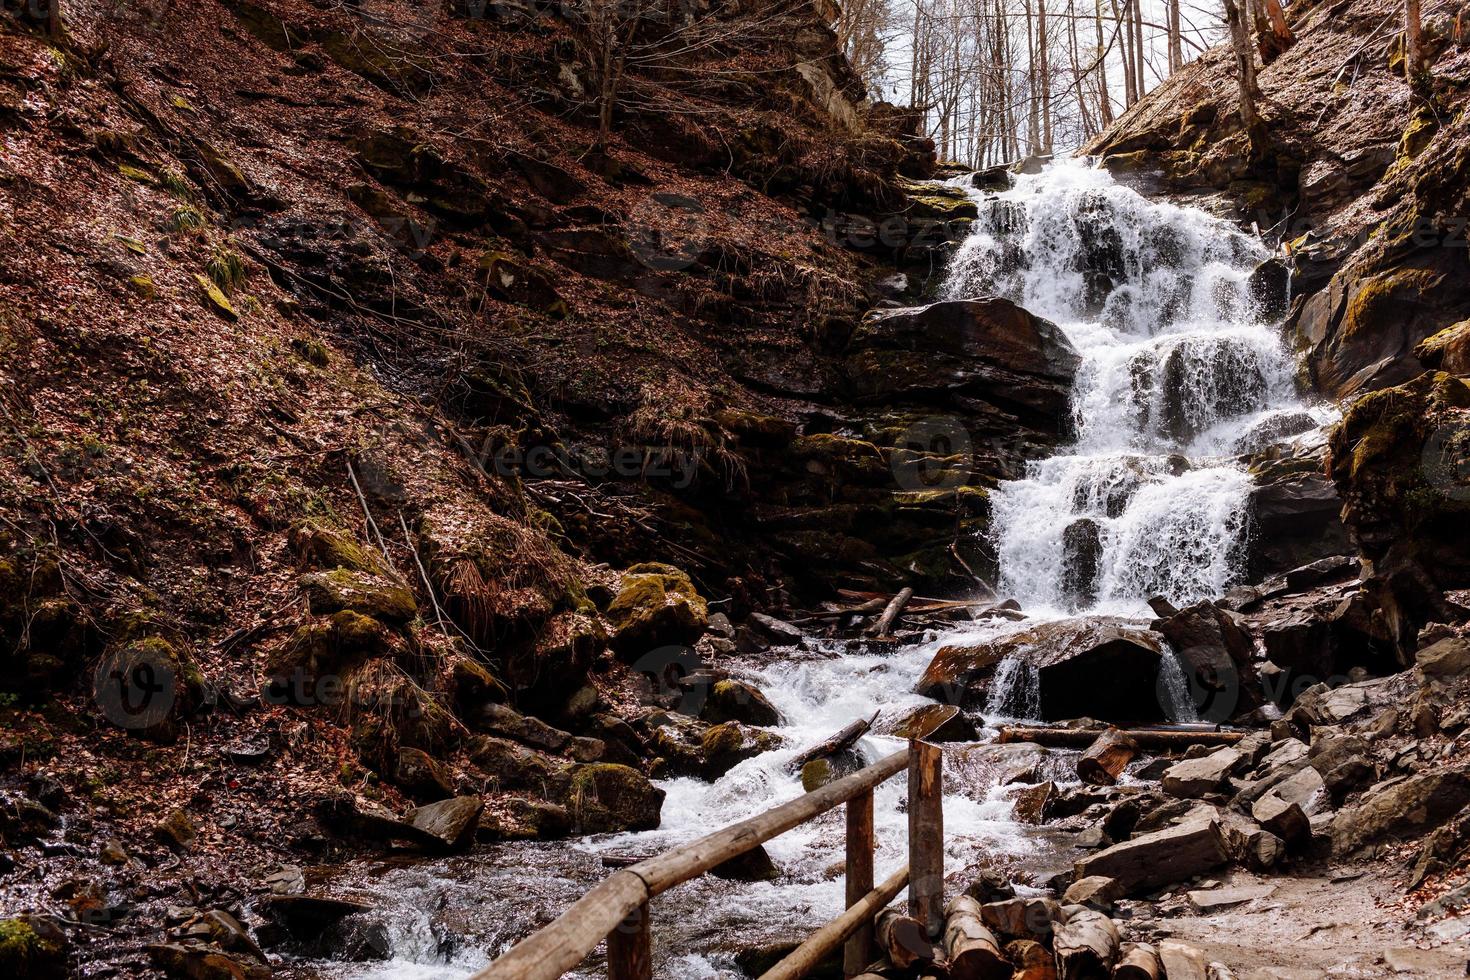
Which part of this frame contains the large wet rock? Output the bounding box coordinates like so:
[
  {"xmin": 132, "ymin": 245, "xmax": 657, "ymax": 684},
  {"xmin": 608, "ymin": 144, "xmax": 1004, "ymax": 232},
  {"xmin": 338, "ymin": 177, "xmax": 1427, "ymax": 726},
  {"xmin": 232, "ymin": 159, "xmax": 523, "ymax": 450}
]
[
  {"xmin": 1151, "ymin": 600, "xmax": 1259, "ymax": 720},
  {"xmin": 605, "ymin": 563, "xmax": 709, "ymax": 656},
  {"xmin": 916, "ymin": 618, "xmax": 1165, "ymax": 722},
  {"xmin": 1328, "ymin": 372, "xmax": 1470, "ymax": 661},
  {"xmin": 847, "ymin": 297, "xmax": 1081, "ymax": 428},
  {"xmin": 1074, "ymin": 817, "xmax": 1230, "ymax": 895},
  {"xmin": 564, "ymin": 764, "xmax": 665, "ymax": 833}
]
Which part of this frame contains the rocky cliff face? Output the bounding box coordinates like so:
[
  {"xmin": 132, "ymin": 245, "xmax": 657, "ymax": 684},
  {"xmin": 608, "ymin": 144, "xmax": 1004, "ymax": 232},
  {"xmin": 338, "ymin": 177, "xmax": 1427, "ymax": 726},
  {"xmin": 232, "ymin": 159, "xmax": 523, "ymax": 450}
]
[{"xmin": 1087, "ymin": 0, "xmax": 1470, "ymax": 666}]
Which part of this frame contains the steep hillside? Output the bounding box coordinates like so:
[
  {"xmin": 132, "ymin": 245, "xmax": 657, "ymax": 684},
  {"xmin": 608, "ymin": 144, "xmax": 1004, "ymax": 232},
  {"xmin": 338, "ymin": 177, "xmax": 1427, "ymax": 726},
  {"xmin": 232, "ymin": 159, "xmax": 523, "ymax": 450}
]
[{"xmin": 0, "ymin": 1, "xmax": 1039, "ymax": 971}]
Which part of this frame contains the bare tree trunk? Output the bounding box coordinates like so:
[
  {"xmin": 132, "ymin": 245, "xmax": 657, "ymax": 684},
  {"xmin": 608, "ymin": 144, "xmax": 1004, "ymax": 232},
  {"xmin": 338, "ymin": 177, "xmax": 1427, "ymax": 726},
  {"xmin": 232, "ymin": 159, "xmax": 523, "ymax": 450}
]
[
  {"xmin": 1223, "ymin": 0, "xmax": 1265, "ymax": 154},
  {"xmin": 1024, "ymin": 0, "xmax": 1041, "ymax": 154},
  {"xmin": 1168, "ymin": 0, "xmax": 1183, "ymax": 73},
  {"xmin": 1406, "ymin": 0, "xmax": 1428, "ymax": 93},
  {"xmin": 1039, "ymin": 0, "xmax": 1053, "ymax": 152},
  {"xmin": 1096, "ymin": 0, "xmax": 1114, "ymax": 124},
  {"xmin": 1110, "ymin": 0, "xmax": 1135, "ymax": 106},
  {"xmin": 47, "ymin": 0, "xmax": 63, "ymax": 38},
  {"xmin": 1131, "ymin": 0, "xmax": 1146, "ymax": 98}
]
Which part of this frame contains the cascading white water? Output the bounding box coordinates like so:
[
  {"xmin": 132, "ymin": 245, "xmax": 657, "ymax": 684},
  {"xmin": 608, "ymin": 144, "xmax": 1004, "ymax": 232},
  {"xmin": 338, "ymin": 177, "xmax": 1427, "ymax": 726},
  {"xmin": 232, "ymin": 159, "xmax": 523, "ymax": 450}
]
[
  {"xmin": 325, "ymin": 162, "xmax": 1330, "ymax": 980},
  {"xmin": 950, "ymin": 161, "xmax": 1326, "ymax": 615}
]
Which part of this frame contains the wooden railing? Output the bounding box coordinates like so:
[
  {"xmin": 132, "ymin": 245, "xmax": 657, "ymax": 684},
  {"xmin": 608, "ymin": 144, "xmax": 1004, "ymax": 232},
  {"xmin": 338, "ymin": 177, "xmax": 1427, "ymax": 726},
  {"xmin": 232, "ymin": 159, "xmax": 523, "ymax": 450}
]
[{"xmin": 471, "ymin": 740, "xmax": 945, "ymax": 980}]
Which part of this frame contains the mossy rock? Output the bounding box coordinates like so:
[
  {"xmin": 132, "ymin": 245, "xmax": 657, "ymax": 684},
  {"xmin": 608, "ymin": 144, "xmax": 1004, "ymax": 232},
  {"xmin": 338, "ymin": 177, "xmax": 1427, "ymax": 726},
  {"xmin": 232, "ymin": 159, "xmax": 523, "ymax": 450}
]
[
  {"xmin": 265, "ymin": 610, "xmax": 390, "ymax": 696},
  {"xmin": 449, "ymin": 655, "xmax": 506, "ymax": 715},
  {"xmin": 789, "ymin": 433, "xmax": 889, "ymax": 484},
  {"xmin": 700, "ymin": 679, "xmax": 782, "ymax": 727},
  {"xmin": 126, "ymin": 275, "xmax": 156, "ymax": 299},
  {"xmin": 97, "ymin": 637, "xmax": 206, "ymax": 742},
  {"xmin": 1415, "ymin": 319, "xmax": 1470, "ymax": 374},
  {"xmin": 193, "ymin": 273, "xmax": 238, "ymax": 320},
  {"xmin": 895, "ymin": 177, "xmax": 979, "ymax": 222},
  {"xmin": 288, "ymin": 520, "xmax": 392, "ymax": 576},
  {"xmin": 564, "ymin": 763, "xmax": 665, "ymax": 833},
  {"xmin": 299, "ymin": 568, "xmax": 417, "ymax": 623},
  {"xmin": 800, "ymin": 748, "xmax": 865, "ymax": 792},
  {"xmin": 605, "ymin": 562, "xmax": 708, "ymax": 656},
  {"xmin": 712, "ymin": 409, "xmax": 797, "ymax": 447},
  {"xmin": 0, "ymin": 917, "xmax": 68, "ymax": 979},
  {"xmin": 700, "ymin": 721, "xmax": 782, "ymax": 779}
]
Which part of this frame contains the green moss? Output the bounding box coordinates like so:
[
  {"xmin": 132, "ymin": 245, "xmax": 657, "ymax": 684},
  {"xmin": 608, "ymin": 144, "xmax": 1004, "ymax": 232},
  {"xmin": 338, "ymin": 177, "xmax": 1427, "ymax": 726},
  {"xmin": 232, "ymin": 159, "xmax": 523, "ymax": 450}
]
[
  {"xmin": 299, "ymin": 568, "xmax": 417, "ymax": 622},
  {"xmin": 893, "ymin": 485, "xmax": 990, "ymax": 508},
  {"xmin": 0, "ymin": 918, "xmax": 64, "ymax": 976},
  {"xmin": 126, "ymin": 275, "xmax": 155, "ymax": 300},
  {"xmin": 1342, "ymin": 268, "xmax": 1439, "ymax": 341},
  {"xmin": 193, "ymin": 274, "xmax": 237, "ymax": 320},
  {"xmin": 605, "ymin": 563, "xmax": 708, "ymax": 654},
  {"xmin": 118, "ymin": 164, "xmax": 155, "ymax": 185},
  {"xmin": 288, "ymin": 520, "xmax": 392, "ymax": 575}
]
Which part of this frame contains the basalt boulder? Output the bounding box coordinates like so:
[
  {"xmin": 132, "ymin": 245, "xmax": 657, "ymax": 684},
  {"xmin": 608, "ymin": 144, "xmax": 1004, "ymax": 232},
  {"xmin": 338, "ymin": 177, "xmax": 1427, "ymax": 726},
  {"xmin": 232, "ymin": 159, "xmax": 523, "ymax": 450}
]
[
  {"xmin": 916, "ymin": 618, "xmax": 1165, "ymax": 722},
  {"xmin": 847, "ymin": 297, "xmax": 1081, "ymax": 430}
]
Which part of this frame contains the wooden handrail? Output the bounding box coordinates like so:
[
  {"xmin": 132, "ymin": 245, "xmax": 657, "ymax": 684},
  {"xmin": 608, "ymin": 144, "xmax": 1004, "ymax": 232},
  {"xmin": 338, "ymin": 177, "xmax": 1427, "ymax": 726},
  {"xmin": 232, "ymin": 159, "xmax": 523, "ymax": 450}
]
[
  {"xmin": 758, "ymin": 866, "xmax": 911, "ymax": 980},
  {"xmin": 473, "ymin": 748, "xmax": 912, "ymax": 980}
]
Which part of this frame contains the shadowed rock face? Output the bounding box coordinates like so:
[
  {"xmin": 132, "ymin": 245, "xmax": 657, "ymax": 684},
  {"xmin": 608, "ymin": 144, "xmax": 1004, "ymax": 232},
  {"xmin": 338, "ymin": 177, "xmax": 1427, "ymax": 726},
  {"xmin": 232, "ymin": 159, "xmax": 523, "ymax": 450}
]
[
  {"xmin": 850, "ymin": 297, "xmax": 1081, "ymax": 430},
  {"xmin": 916, "ymin": 618, "xmax": 1165, "ymax": 722}
]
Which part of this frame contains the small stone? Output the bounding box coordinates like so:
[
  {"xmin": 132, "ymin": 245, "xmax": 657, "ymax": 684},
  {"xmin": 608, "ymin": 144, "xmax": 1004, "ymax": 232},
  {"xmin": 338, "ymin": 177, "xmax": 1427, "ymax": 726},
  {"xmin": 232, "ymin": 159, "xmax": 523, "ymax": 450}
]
[
  {"xmin": 1186, "ymin": 883, "xmax": 1277, "ymax": 912},
  {"xmin": 99, "ymin": 840, "xmax": 128, "ymax": 866},
  {"xmin": 1063, "ymin": 875, "xmax": 1122, "ymax": 911},
  {"xmin": 154, "ymin": 810, "xmax": 197, "ymax": 851}
]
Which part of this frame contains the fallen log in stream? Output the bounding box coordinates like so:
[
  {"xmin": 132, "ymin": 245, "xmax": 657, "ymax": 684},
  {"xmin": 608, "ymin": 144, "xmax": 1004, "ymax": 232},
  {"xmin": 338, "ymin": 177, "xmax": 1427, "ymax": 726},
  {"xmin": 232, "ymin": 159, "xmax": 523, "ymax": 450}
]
[{"xmin": 998, "ymin": 725, "xmax": 1247, "ymax": 750}]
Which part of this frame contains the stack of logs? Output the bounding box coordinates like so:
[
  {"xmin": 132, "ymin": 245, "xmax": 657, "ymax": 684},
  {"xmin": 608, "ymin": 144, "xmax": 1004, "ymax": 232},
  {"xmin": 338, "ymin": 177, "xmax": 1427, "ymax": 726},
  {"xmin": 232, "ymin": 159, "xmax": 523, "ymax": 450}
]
[{"xmin": 853, "ymin": 893, "xmax": 1223, "ymax": 980}]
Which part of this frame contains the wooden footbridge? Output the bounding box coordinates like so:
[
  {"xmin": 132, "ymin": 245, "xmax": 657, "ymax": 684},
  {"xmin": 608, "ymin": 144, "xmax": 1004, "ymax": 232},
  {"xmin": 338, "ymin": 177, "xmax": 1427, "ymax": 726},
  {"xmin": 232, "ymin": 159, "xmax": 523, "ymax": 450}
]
[{"xmin": 472, "ymin": 740, "xmax": 948, "ymax": 980}]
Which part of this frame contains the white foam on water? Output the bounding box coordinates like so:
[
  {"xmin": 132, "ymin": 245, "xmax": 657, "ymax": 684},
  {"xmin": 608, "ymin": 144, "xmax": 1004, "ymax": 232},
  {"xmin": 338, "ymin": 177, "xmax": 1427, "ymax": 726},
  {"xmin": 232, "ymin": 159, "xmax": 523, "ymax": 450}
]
[{"xmin": 949, "ymin": 160, "xmax": 1316, "ymax": 616}]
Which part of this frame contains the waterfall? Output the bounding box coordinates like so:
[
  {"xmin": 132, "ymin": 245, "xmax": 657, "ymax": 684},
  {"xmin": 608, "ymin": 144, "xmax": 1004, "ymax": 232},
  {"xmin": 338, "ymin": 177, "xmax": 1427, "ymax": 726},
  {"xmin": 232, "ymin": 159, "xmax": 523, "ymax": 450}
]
[{"xmin": 953, "ymin": 161, "xmax": 1323, "ymax": 615}]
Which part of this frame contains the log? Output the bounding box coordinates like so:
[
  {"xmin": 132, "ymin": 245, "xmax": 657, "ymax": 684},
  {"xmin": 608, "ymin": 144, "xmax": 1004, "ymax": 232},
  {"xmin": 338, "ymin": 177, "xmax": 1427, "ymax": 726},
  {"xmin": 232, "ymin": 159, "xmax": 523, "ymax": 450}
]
[
  {"xmin": 845, "ymin": 789, "xmax": 876, "ymax": 976},
  {"xmin": 907, "ymin": 739, "xmax": 945, "ymax": 938},
  {"xmin": 876, "ymin": 908, "xmax": 935, "ymax": 970},
  {"xmin": 758, "ymin": 867, "xmax": 909, "ymax": 980},
  {"xmin": 786, "ymin": 714, "xmax": 877, "ymax": 773},
  {"xmin": 941, "ymin": 896, "xmax": 1009, "ymax": 980},
  {"xmin": 1113, "ymin": 942, "xmax": 1162, "ymax": 980},
  {"xmin": 1051, "ymin": 909, "xmax": 1118, "ymax": 980},
  {"xmin": 997, "ymin": 726, "xmax": 1246, "ymax": 750},
  {"xmin": 1076, "ymin": 729, "xmax": 1138, "ymax": 786},
  {"xmin": 1007, "ymin": 938, "xmax": 1056, "ymax": 980},
  {"xmin": 606, "ymin": 901, "xmax": 652, "ymax": 980},
  {"xmin": 868, "ymin": 587, "xmax": 914, "ymax": 637}
]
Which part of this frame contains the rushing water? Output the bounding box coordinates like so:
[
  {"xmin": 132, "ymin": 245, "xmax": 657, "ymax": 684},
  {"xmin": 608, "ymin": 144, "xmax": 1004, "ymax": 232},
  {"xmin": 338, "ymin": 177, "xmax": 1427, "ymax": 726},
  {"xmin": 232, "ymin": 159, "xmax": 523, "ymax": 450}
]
[
  {"xmin": 321, "ymin": 161, "xmax": 1324, "ymax": 978},
  {"xmin": 947, "ymin": 161, "xmax": 1330, "ymax": 615}
]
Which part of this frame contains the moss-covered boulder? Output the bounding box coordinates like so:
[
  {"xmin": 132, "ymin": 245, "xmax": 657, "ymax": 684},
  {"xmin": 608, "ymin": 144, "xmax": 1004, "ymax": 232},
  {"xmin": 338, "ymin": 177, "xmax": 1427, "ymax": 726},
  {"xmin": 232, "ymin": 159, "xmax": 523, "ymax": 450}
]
[
  {"xmin": 699, "ymin": 721, "xmax": 783, "ymax": 779},
  {"xmin": 266, "ymin": 610, "xmax": 390, "ymax": 699},
  {"xmin": 0, "ymin": 917, "xmax": 68, "ymax": 978},
  {"xmin": 896, "ymin": 177, "xmax": 979, "ymax": 223},
  {"xmin": 1415, "ymin": 320, "xmax": 1470, "ymax": 375},
  {"xmin": 605, "ymin": 563, "xmax": 708, "ymax": 656},
  {"xmin": 564, "ymin": 763, "xmax": 664, "ymax": 833},
  {"xmin": 299, "ymin": 569, "xmax": 417, "ymax": 623},
  {"xmin": 700, "ymin": 679, "xmax": 782, "ymax": 727},
  {"xmin": 95, "ymin": 637, "xmax": 206, "ymax": 742},
  {"xmin": 288, "ymin": 520, "xmax": 392, "ymax": 576}
]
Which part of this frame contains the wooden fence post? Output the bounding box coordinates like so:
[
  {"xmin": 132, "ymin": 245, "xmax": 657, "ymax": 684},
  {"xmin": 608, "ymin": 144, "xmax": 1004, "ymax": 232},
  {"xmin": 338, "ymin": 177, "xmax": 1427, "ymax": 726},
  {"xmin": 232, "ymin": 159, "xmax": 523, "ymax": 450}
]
[
  {"xmin": 843, "ymin": 787, "xmax": 875, "ymax": 976},
  {"xmin": 907, "ymin": 739, "xmax": 944, "ymax": 939},
  {"xmin": 607, "ymin": 901, "xmax": 652, "ymax": 980}
]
